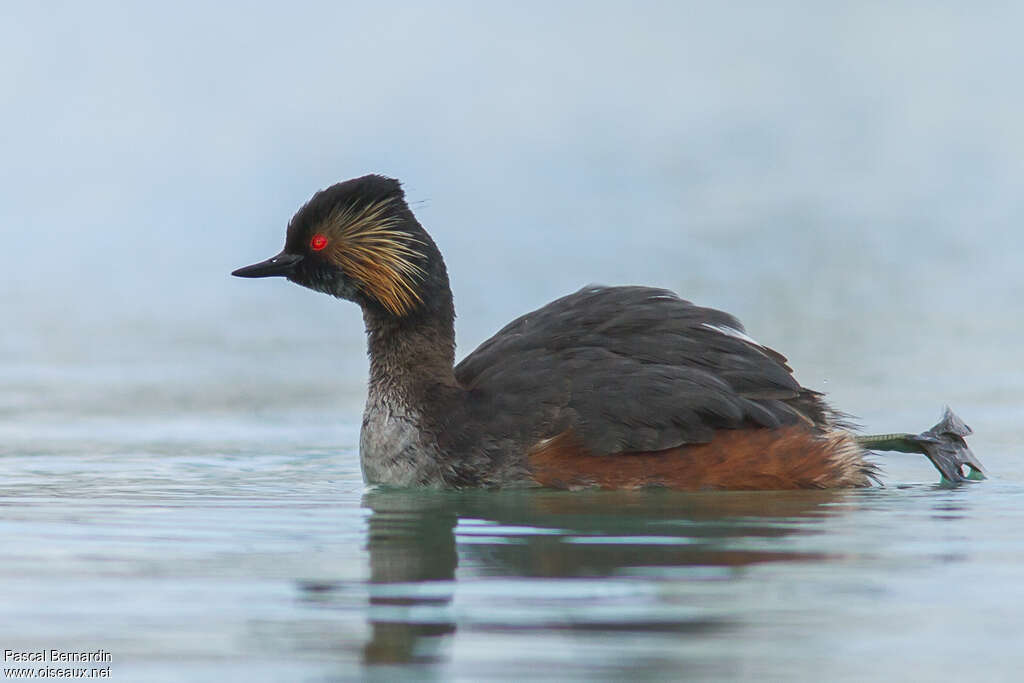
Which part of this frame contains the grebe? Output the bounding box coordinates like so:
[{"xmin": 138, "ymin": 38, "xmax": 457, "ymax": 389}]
[{"xmin": 233, "ymin": 175, "xmax": 983, "ymax": 490}]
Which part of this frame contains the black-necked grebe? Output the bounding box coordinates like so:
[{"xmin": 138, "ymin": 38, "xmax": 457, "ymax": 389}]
[{"xmin": 233, "ymin": 174, "xmax": 983, "ymax": 489}]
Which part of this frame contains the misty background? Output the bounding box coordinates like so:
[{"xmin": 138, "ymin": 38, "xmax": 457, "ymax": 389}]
[{"xmin": 3, "ymin": 2, "xmax": 1021, "ymax": 468}]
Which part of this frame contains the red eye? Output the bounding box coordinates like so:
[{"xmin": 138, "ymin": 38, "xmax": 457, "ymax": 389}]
[{"xmin": 310, "ymin": 233, "xmax": 328, "ymax": 251}]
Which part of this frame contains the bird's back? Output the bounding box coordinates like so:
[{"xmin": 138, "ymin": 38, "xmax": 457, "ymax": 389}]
[{"xmin": 455, "ymin": 286, "xmax": 836, "ymax": 458}]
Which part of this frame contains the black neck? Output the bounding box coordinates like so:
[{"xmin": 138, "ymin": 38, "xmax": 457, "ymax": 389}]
[
  {"xmin": 359, "ymin": 215, "xmax": 458, "ymax": 403},
  {"xmin": 363, "ymin": 290, "xmax": 457, "ymax": 398}
]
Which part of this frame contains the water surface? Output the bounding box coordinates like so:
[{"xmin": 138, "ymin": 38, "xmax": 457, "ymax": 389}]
[{"xmin": 1, "ymin": 392, "xmax": 1022, "ymax": 681}]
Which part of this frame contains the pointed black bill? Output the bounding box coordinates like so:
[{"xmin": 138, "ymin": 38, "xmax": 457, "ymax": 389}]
[{"xmin": 232, "ymin": 252, "xmax": 304, "ymax": 278}]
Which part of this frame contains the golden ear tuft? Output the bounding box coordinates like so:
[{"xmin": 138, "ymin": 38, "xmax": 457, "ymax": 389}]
[{"xmin": 321, "ymin": 197, "xmax": 427, "ymax": 315}]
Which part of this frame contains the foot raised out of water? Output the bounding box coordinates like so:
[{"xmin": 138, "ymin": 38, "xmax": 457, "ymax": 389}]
[{"xmin": 856, "ymin": 407, "xmax": 986, "ymax": 484}]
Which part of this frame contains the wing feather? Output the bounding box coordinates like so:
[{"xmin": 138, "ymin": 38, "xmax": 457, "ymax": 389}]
[{"xmin": 455, "ymin": 286, "xmax": 830, "ymax": 455}]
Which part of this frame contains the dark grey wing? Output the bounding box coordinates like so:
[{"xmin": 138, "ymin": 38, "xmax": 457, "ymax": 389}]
[{"xmin": 455, "ymin": 286, "xmax": 830, "ymax": 455}]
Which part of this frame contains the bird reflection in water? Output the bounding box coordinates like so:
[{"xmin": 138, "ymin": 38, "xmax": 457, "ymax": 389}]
[
  {"xmin": 303, "ymin": 488, "xmax": 856, "ymax": 669},
  {"xmin": 361, "ymin": 491, "xmax": 459, "ymax": 665}
]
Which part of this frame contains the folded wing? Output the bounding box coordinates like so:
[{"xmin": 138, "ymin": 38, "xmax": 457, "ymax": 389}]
[{"xmin": 455, "ymin": 286, "xmax": 832, "ymax": 456}]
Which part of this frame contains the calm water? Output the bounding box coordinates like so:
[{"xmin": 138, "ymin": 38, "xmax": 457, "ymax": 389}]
[
  {"xmin": 3, "ymin": 453, "xmax": 1024, "ymax": 682},
  {"xmin": 2, "ymin": 306, "xmax": 1023, "ymax": 681}
]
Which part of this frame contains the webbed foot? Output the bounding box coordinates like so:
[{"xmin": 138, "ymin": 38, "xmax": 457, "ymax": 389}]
[
  {"xmin": 910, "ymin": 406, "xmax": 985, "ymax": 483},
  {"xmin": 856, "ymin": 407, "xmax": 985, "ymax": 484}
]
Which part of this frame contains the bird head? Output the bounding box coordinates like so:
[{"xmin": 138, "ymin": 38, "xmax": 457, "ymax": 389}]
[{"xmin": 233, "ymin": 174, "xmax": 442, "ymax": 317}]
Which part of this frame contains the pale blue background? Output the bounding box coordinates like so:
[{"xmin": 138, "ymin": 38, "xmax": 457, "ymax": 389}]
[{"xmin": 6, "ymin": 4, "xmax": 1020, "ymax": 440}]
